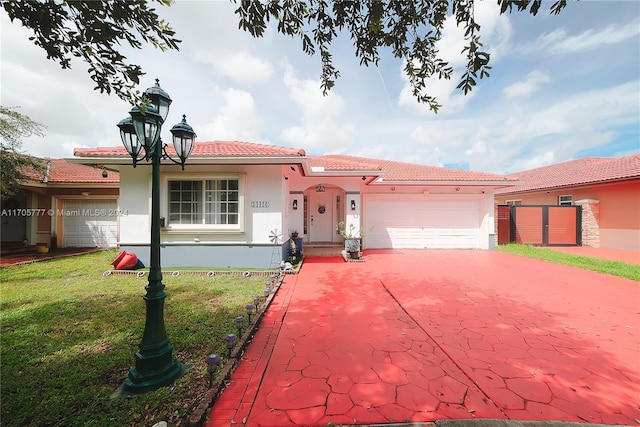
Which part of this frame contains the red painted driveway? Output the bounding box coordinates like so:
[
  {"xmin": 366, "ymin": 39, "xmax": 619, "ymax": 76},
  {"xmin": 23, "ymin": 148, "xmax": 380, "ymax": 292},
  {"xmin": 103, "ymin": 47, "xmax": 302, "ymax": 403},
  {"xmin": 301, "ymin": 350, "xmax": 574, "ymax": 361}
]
[{"xmin": 207, "ymin": 250, "xmax": 640, "ymax": 427}]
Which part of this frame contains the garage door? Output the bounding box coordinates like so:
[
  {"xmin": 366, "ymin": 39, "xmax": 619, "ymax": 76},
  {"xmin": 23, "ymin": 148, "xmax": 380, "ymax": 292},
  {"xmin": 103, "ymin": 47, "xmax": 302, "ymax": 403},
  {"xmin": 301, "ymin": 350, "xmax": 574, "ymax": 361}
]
[
  {"xmin": 62, "ymin": 200, "xmax": 118, "ymax": 247},
  {"xmin": 365, "ymin": 197, "xmax": 482, "ymax": 249}
]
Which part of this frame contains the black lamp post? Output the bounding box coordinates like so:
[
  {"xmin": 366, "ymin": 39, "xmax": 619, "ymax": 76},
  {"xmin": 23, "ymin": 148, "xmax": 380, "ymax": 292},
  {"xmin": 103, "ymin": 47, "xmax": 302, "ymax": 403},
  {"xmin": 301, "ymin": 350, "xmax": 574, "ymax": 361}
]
[{"xmin": 117, "ymin": 79, "xmax": 197, "ymax": 393}]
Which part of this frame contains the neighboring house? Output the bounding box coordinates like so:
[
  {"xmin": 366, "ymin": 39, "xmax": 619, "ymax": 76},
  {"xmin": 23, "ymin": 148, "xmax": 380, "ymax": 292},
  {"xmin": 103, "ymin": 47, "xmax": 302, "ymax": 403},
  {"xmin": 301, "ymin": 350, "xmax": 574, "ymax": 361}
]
[
  {"xmin": 495, "ymin": 155, "xmax": 640, "ymax": 252},
  {"xmin": 1, "ymin": 158, "xmax": 119, "ymax": 249},
  {"xmin": 73, "ymin": 141, "xmax": 518, "ymax": 268}
]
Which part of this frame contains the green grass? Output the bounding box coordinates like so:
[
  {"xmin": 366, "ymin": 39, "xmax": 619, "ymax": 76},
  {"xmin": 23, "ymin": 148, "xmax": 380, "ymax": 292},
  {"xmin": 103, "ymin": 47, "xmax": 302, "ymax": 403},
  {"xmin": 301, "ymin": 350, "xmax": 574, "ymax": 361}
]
[
  {"xmin": 0, "ymin": 250, "xmax": 275, "ymax": 426},
  {"xmin": 495, "ymin": 244, "xmax": 640, "ymax": 281}
]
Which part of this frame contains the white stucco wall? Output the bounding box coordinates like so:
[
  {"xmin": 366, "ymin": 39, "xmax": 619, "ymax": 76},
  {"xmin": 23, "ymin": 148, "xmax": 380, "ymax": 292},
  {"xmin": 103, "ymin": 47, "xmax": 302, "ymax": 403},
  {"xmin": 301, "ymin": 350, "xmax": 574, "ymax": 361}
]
[
  {"xmin": 118, "ymin": 166, "xmax": 151, "ymax": 245},
  {"xmin": 118, "ymin": 163, "xmax": 285, "ymax": 247}
]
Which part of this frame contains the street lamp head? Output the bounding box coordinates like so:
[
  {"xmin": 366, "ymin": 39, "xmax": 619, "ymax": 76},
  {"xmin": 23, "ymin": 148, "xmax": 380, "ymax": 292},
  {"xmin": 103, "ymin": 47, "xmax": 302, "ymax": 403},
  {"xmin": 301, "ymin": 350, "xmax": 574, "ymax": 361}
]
[
  {"xmin": 170, "ymin": 115, "xmax": 197, "ymax": 170},
  {"xmin": 129, "ymin": 105, "xmax": 162, "ymax": 155},
  {"xmin": 144, "ymin": 78, "xmax": 172, "ymax": 122},
  {"xmin": 117, "ymin": 117, "xmax": 144, "ymax": 167}
]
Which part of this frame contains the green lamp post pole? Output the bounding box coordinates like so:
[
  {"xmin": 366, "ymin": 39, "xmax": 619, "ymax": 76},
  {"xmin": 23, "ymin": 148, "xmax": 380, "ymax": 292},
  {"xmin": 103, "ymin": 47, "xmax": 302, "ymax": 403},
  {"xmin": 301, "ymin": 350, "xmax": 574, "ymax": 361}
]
[{"xmin": 117, "ymin": 79, "xmax": 196, "ymax": 393}]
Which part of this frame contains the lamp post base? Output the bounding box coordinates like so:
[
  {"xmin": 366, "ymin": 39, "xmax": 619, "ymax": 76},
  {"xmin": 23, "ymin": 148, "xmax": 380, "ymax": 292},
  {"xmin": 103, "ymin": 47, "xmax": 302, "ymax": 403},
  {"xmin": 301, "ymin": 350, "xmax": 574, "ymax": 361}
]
[{"xmin": 123, "ymin": 347, "xmax": 185, "ymax": 394}]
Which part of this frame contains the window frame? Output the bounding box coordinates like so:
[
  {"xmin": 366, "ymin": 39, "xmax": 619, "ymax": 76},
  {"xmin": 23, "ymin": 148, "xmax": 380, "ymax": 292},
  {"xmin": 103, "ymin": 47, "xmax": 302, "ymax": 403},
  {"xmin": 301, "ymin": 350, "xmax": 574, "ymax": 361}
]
[
  {"xmin": 162, "ymin": 174, "xmax": 245, "ymax": 232},
  {"xmin": 558, "ymin": 195, "xmax": 573, "ymax": 206},
  {"xmin": 505, "ymin": 199, "xmax": 522, "ymax": 206}
]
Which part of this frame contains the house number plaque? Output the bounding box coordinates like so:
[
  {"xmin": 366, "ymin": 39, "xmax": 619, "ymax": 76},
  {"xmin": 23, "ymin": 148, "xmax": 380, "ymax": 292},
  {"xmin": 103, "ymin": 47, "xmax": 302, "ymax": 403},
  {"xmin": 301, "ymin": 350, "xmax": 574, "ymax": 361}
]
[{"xmin": 250, "ymin": 201, "xmax": 270, "ymax": 208}]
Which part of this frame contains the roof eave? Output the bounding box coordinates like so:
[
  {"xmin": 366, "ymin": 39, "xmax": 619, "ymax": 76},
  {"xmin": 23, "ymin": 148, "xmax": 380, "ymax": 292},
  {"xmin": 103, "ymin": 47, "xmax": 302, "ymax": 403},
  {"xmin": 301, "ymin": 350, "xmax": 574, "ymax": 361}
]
[
  {"xmin": 497, "ymin": 176, "xmax": 639, "ymax": 195},
  {"xmin": 371, "ymin": 179, "xmax": 520, "ymax": 187},
  {"xmin": 22, "ymin": 181, "xmax": 119, "ymax": 188},
  {"xmin": 69, "ymin": 155, "xmax": 308, "ymax": 167},
  {"xmin": 306, "ymin": 169, "xmax": 383, "ymax": 177},
  {"xmin": 185, "ymin": 156, "xmax": 307, "ymax": 165}
]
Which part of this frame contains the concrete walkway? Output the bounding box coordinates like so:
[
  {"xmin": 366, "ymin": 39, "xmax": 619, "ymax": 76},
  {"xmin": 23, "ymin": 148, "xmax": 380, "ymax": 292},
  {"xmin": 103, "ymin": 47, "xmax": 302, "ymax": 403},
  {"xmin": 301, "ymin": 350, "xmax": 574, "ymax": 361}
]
[{"xmin": 206, "ymin": 250, "xmax": 640, "ymax": 427}]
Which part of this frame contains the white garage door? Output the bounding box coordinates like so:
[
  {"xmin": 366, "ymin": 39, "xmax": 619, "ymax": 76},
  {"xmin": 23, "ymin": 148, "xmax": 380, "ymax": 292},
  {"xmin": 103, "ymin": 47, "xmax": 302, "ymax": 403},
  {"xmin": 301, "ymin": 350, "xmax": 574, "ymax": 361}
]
[
  {"xmin": 62, "ymin": 200, "xmax": 118, "ymax": 248},
  {"xmin": 365, "ymin": 197, "xmax": 482, "ymax": 249}
]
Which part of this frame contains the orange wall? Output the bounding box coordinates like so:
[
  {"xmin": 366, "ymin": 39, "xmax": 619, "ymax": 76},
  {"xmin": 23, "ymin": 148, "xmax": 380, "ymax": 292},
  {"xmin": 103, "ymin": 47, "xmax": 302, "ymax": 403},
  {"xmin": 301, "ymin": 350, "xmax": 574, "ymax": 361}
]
[
  {"xmin": 497, "ymin": 180, "xmax": 639, "ymax": 228},
  {"xmin": 496, "ymin": 179, "xmax": 640, "ymax": 252}
]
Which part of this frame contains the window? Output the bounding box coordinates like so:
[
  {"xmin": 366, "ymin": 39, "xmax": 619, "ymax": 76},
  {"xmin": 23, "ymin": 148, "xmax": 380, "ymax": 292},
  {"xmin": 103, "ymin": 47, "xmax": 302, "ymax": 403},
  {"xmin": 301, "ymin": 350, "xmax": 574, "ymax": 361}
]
[
  {"xmin": 558, "ymin": 195, "xmax": 573, "ymax": 206},
  {"xmin": 505, "ymin": 200, "xmax": 522, "ymax": 206},
  {"xmin": 169, "ymin": 179, "xmax": 240, "ymax": 225}
]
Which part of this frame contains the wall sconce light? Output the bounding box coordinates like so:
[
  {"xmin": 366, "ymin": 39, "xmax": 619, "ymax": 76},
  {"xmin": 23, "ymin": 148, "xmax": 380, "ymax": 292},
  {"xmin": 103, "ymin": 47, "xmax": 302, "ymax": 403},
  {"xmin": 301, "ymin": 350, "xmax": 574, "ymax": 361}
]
[
  {"xmin": 361, "ymin": 176, "xmax": 366, "ymax": 181},
  {"xmin": 234, "ymin": 316, "xmax": 245, "ymax": 336},
  {"xmin": 102, "ymin": 168, "xmax": 108, "ymax": 178},
  {"xmin": 292, "ymin": 199, "xmax": 298, "ymax": 210},
  {"xmin": 284, "ymin": 176, "xmax": 288, "ymax": 180},
  {"xmin": 224, "ymin": 334, "xmax": 238, "ymax": 357},
  {"xmin": 351, "ymin": 200, "xmax": 356, "ymax": 210},
  {"xmin": 316, "ymin": 184, "xmax": 325, "ymax": 193},
  {"xmin": 159, "ymin": 216, "xmax": 165, "ymax": 228},
  {"xmin": 205, "ymin": 353, "xmax": 221, "ymax": 388}
]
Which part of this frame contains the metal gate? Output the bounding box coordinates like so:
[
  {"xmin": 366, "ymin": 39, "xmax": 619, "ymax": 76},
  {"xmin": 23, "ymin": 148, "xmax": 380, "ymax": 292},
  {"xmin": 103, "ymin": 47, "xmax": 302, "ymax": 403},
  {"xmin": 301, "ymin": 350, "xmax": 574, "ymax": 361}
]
[{"xmin": 497, "ymin": 205, "xmax": 582, "ymax": 246}]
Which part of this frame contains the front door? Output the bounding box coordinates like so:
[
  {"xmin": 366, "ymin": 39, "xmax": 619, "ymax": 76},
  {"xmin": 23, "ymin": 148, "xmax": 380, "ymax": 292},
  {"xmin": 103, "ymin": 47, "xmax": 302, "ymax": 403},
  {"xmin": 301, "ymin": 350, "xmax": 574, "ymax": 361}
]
[{"xmin": 308, "ymin": 189, "xmax": 335, "ymax": 242}]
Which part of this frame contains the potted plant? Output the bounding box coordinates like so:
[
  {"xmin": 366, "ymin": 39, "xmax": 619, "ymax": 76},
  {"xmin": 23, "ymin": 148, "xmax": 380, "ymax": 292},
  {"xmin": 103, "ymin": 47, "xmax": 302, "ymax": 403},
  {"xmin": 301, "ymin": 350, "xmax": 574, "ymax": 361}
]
[{"xmin": 337, "ymin": 221, "xmax": 364, "ymax": 259}]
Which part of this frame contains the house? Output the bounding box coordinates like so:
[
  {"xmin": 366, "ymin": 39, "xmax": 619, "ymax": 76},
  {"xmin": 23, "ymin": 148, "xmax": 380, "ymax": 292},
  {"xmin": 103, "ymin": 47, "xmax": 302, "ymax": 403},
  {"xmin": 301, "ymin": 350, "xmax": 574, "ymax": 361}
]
[
  {"xmin": 72, "ymin": 141, "xmax": 518, "ymax": 268},
  {"xmin": 495, "ymin": 155, "xmax": 640, "ymax": 252},
  {"xmin": 1, "ymin": 158, "xmax": 119, "ymax": 250}
]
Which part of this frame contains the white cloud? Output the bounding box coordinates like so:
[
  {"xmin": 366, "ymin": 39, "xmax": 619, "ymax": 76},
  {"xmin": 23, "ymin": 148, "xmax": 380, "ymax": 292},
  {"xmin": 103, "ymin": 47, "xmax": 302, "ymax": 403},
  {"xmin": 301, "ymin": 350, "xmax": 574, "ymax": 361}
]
[
  {"xmin": 524, "ymin": 17, "xmax": 640, "ymax": 55},
  {"xmin": 398, "ymin": 71, "xmax": 474, "ymax": 115},
  {"xmin": 197, "ymin": 88, "xmax": 266, "ymax": 142},
  {"xmin": 503, "ymin": 70, "xmax": 551, "ymax": 98},
  {"xmin": 196, "ymin": 50, "xmax": 274, "ymax": 85},
  {"xmin": 279, "ymin": 66, "xmax": 356, "ymax": 151},
  {"xmin": 514, "ymin": 151, "xmax": 556, "ymax": 171},
  {"xmin": 473, "ymin": 1, "xmax": 514, "ymax": 62},
  {"xmin": 465, "ymin": 140, "xmax": 487, "ymax": 156}
]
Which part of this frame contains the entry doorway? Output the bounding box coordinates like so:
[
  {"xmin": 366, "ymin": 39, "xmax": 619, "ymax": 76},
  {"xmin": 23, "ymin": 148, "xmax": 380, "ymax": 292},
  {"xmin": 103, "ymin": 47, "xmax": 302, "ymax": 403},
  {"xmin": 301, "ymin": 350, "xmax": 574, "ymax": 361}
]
[{"xmin": 305, "ymin": 185, "xmax": 344, "ymax": 244}]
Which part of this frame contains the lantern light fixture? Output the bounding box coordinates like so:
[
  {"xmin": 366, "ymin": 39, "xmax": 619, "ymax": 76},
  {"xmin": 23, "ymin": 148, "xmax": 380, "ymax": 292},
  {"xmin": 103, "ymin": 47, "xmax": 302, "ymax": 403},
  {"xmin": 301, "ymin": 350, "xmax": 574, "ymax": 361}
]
[
  {"xmin": 144, "ymin": 78, "xmax": 172, "ymax": 122},
  {"xmin": 118, "ymin": 80, "xmax": 196, "ymax": 171},
  {"xmin": 205, "ymin": 353, "xmax": 221, "ymax": 387},
  {"xmin": 245, "ymin": 304, "xmax": 256, "ymax": 322},
  {"xmin": 234, "ymin": 316, "xmax": 245, "ymax": 336},
  {"xmin": 225, "ymin": 334, "xmax": 238, "ymax": 357}
]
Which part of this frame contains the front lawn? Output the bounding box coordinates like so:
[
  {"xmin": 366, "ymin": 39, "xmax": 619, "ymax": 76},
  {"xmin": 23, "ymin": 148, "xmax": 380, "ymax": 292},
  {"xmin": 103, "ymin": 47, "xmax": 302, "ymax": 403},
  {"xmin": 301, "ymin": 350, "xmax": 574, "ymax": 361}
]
[
  {"xmin": 0, "ymin": 250, "xmax": 273, "ymax": 426},
  {"xmin": 495, "ymin": 244, "xmax": 640, "ymax": 281}
]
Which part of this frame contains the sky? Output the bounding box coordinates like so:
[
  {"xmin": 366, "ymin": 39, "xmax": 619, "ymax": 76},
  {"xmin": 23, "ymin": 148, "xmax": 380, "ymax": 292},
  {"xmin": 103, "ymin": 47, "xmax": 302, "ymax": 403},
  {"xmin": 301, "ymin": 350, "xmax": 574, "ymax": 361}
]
[{"xmin": 1, "ymin": 0, "xmax": 639, "ymax": 174}]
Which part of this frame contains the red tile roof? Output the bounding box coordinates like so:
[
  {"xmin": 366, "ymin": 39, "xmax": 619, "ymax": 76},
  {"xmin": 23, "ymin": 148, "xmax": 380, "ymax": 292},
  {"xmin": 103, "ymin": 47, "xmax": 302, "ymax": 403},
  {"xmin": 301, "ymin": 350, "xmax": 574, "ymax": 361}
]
[
  {"xmin": 72, "ymin": 141, "xmax": 513, "ymax": 183},
  {"xmin": 308, "ymin": 156, "xmax": 381, "ymax": 172},
  {"xmin": 497, "ymin": 154, "xmax": 640, "ymax": 195},
  {"xmin": 73, "ymin": 141, "xmax": 306, "ymax": 158},
  {"xmin": 23, "ymin": 158, "xmax": 118, "ymax": 184},
  {"xmin": 314, "ymin": 154, "xmax": 514, "ymax": 182}
]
